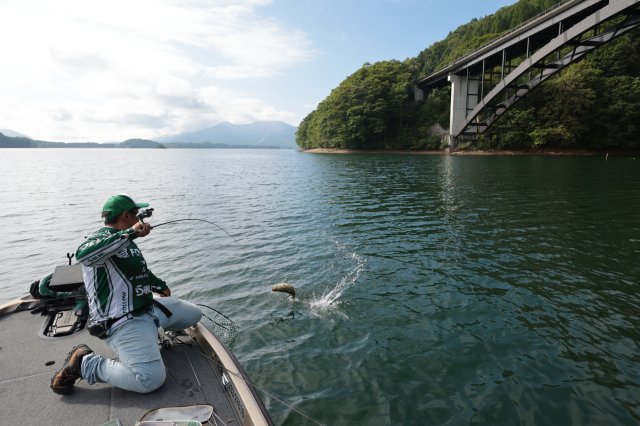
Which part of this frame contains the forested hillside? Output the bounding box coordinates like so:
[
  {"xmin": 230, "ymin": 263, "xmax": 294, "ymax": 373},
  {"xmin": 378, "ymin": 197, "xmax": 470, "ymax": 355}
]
[
  {"xmin": 296, "ymin": 0, "xmax": 640, "ymax": 150},
  {"xmin": 0, "ymin": 132, "xmax": 32, "ymax": 148},
  {"xmin": 415, "ymin": 0, "xmax": 569, "ymax": 78}
]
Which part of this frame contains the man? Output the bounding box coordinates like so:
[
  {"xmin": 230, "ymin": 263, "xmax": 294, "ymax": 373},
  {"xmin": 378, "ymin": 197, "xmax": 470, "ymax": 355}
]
[{"xmin": 51, "ymin": 194, "xmax": 202, "ymax": 395}]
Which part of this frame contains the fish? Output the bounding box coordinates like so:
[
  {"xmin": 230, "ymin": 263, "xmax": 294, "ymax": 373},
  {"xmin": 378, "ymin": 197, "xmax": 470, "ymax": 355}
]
[{"xmin": 271, "ymin": 283, "xmax": 297, "ymax": 299}]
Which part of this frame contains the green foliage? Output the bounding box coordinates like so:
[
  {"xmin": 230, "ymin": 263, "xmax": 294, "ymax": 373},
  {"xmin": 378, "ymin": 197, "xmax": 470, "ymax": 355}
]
[
  {"xmin": 0, "ymin": 132, "xmax": 33, "ymax": 148},
  {"xmin": 296, "ymin": 60, "xmax": 420, "ymax": 149},
  {"xmin": 298, "ymin": 0, "xmax": 640, "ymax": 151},
  {"xmin": 486, "ymin": 31, "xmax": 640, "ymax": 149},
  {"xmin": 296, "ymin": 61, "xmax": 450, "ymax": 150},
  {"xmin": 591, "ymin": 75, "xmax": 640, "ymax": 148},
  {"xmin": 297, "ymin": 0, "xmax": 580, "ymax": 151},
  {"xmin": 419, "ymin": 87, "xmax": 451, "ymax": 130},
  {"xmin": 490, "ymin": 108, "xmax": 538, "ymax": 148},
  {"xmin": 119, "ymin": 139, "xmax": 159, "ymax": 148},
  {"xmin": 416, "ymin": 0, "xmax": 566, "ymax": 77}
]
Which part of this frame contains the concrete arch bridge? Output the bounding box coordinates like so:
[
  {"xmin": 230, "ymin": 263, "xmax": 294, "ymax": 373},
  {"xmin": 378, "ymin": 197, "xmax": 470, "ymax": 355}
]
[{"xmin": 413, "ymin": 0, "xmax": 640, "ymax": 147}]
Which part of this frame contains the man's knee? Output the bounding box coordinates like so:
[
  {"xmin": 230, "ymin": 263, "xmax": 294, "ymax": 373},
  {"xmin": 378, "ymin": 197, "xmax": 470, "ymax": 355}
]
[
  {"xmin": 170, "ymin": 299, "xmax": 202, "ymax": 327},
  {"xmin": 186, "ymin": 303, "xmax": 203, "ymax": 326},
  {"xmin": 155, "ymin": 298, "xmax": 202, "ymax": 331},
  {"xmin": 135, "ymin": 360, "xmax": 166, "ymax": 393}
]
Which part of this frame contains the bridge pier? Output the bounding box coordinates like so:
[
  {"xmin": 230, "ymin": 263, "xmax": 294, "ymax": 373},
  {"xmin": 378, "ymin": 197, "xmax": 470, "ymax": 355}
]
[
  {"xmin": 447, "ymin": 74, "xmax": 478, "ymax": 148},
  {"xmin": 412, "ymin": 85, "xmax": 424, "ymax": 102}
]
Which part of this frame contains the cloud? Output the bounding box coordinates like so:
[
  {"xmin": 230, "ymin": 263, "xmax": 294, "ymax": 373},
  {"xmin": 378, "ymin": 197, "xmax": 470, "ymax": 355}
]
[
  {"xmin": 0, "ymin": 0, "xmax": 313, "ymax": 141},
  {"xmin": 0, "ymin": 79, "xmax": 296, "ymax": 142},
  {"xmin": 52, "ymin": 108, "xmax": 73, "ymax": 122},
  {"xmin": 50, "ymin": 48, "xmax": 110, "ymax": 75}
]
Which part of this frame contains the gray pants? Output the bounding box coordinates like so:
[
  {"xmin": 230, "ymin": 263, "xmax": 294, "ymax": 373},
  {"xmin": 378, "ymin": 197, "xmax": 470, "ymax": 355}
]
[{"xmin": 81, "ymin": 297, "xmax": 202, "ymax": 393}]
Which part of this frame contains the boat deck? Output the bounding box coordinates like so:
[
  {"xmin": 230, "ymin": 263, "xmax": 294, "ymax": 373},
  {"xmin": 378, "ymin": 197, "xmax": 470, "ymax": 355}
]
[{"xmin": 0, "ymin": 301, "xmax": 238, "ymax": 426}]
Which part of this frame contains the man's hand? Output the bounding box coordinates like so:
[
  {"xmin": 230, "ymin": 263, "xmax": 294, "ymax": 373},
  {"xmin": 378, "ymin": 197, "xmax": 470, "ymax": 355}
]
[
  {"xmin": 160, "ymin": 288, "xmax": 171, "ymax": 297},
  {"xmin": 132, "ymin": 222, "xmax": 152, "ymax": 238}
]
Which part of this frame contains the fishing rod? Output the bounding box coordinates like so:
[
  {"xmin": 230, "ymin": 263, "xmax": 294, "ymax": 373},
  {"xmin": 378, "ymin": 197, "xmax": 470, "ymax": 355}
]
[
  {"xmin": 127, "ymin": 211, "xmax": 319, "ymax": 422},
  {"xmin": 121, "ymin": 208, "xmax": 244, "ymax": 250},
  {"xmin": 122, "ymin": 209, "xmax": 296, "ymax": 297},
  {"xmin": 152, "ymin": 218, "xmax": 243, "ymax": 247}
]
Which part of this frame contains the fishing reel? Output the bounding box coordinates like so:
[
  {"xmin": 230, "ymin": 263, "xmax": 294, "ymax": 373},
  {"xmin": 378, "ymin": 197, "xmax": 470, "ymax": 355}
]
[
  {"xmin": 119, "ymin": 207, "xmax": 155, "ymax": 239},
  {"xmin": 136, "ymin": 208, "xmax": 154, "ymax": 223}
]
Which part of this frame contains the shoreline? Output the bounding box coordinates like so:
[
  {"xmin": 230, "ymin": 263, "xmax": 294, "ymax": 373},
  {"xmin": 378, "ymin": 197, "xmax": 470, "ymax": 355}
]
[{"xmin": 297, "ymin": 147, "xmax": 640, "ymax": 156}]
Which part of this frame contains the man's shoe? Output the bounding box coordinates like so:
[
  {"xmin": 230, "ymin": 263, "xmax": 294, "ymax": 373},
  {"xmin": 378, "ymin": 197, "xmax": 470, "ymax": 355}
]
[{"xmin": 50, "ymin": 344, "xmax": 93, "ymax": 395}]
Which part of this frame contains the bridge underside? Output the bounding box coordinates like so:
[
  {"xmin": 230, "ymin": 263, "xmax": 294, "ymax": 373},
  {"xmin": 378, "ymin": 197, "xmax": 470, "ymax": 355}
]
[{"xmin": 415, "ymin": 0, "xmax": 640, "ymax": 146}]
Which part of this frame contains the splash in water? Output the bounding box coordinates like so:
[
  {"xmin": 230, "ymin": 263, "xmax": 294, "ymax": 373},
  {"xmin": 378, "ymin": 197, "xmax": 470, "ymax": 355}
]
[{"xmin": 309, "ymin": 250, "xmax": 366, "ymax": 317}]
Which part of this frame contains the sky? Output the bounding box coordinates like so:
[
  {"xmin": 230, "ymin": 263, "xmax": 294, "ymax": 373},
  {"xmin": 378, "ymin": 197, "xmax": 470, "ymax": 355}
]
[{"xmin": 0, "ymin": 0, "xmax": 518, "ymax": 142}]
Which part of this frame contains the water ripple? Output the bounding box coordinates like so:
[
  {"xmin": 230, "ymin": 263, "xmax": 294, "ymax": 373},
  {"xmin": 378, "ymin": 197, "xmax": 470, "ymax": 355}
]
[{"xmin": 1, "ymin": 150, "xmax": 640, "ymax": 425}]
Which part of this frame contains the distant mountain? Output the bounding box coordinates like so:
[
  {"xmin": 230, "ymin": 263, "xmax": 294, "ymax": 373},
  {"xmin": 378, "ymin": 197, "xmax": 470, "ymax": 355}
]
[
  {"xmin": 0, "ymin": 133, "xmax": 281, "ymax": 149},
  {"xmin": 0, "ymin": 124, "xmax": 293, "ymax": 149},
  {"xmin": 0, "ymin": 129, "xmax": 32, "ymax": 139},
  {"xmin": 162, "ymin": 142, "xmax": 280, "ymax": 149},
  {"xmin": 155, "ymin": 121, "xmax": 297, "ymax": 149}
]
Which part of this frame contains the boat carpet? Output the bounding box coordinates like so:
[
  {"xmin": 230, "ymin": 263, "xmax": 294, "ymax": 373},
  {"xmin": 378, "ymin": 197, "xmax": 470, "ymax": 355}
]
[{"xmin": 0, "ymin": 307, "xmax": 238, "ymax": 426}]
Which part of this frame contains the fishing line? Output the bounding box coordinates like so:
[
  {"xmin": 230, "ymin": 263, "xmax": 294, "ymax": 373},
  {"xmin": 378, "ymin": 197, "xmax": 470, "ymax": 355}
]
[
  {"xmin": 165, "ymin": 348, "xmax": 227, "ymax": 426},
  {"xmin": 0, "ymin": 370, "xmax": 59, "ymax": 385},
  {"xmin": 163, "ymin": 365, "xmax": 209, "ymax": 418},
  {"xmin": 130, "ymin": 208, "xmax": 247, "ymax": 253},
  {"xmin": 135, "ymin": 209, "xmax": 325, "ymax": 423},
  {"xmin": 152, "ymin": 218, "xmax": 245, "ymax": 250},
  {"xmin": 178, "ymin": 334, "xmax": 328, "ymax": 426},
  {"xmin": 210, "ymin": 408, "xmax": 226, "ymax": 426}
]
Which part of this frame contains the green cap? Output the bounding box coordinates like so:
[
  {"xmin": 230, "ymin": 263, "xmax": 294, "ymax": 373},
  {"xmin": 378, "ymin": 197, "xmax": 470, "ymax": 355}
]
[{"xmin": 102, "ymin": 194, "xmax": 149, "ymax": 219}]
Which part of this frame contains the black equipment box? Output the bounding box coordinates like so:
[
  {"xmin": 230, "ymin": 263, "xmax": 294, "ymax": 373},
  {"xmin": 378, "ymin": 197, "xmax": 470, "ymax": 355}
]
[
  {"xmin": 49, "ymin": 264, "xmax": 84, "ymax": 292},
  {"xmin": 47, "ymin": 309, "xmax": 86, "ymax": 337}
]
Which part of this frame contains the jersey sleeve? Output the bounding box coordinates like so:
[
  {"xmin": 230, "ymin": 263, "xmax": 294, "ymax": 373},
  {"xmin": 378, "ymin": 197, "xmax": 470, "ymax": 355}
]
[
  {"xmin": 148, "ymin": 269, "xmax": 168, "ymax": 291},
  {"xmin": 76, "ymin": 228, "xmax": 138, "ymax": 266}
]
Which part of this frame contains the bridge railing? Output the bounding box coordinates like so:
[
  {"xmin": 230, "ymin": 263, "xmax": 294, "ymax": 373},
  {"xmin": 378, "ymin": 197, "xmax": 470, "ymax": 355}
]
[{"xmin": 424, "ymin": 0, "xmax": 580, "ymax": 79}]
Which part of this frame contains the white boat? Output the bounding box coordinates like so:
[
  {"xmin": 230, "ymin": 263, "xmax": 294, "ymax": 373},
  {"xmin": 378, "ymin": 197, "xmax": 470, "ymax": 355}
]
[{"xmin": 0, "ymin": 260, "xmax": 275, "ymax": 426}]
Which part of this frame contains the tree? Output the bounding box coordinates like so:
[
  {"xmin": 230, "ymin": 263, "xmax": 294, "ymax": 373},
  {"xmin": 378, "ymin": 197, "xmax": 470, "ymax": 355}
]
[{"xmin": 298, "ymin": 0, "xmax": 640, "ymax": 151}]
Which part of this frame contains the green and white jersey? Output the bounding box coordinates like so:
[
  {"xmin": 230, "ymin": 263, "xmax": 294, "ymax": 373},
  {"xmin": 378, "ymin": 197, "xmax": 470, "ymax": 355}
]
[{"xmin": 76, "ymin": 227, "xmax": 168, "ymax": 325}]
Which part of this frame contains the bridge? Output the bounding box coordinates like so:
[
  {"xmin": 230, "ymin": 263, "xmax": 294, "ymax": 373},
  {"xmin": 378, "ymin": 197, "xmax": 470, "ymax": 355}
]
[{"xmin": 413, "ymin": 0, "xmax": 640, "ymax": 147}]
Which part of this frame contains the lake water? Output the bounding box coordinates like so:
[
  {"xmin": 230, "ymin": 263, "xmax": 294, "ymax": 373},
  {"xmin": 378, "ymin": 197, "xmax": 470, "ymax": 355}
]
[{"xmin": 1, "ymin": 149, "xmax": 639, "ymax": 425}]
